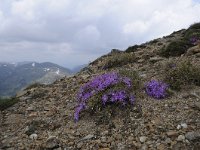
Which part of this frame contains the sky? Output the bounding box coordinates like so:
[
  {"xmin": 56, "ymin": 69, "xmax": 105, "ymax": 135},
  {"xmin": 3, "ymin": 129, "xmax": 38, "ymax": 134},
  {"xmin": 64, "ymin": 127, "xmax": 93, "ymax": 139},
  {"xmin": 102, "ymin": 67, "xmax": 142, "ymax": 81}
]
[{"xmin": 0, "ymin": 0, "xmax": 200, "ymax": 69}]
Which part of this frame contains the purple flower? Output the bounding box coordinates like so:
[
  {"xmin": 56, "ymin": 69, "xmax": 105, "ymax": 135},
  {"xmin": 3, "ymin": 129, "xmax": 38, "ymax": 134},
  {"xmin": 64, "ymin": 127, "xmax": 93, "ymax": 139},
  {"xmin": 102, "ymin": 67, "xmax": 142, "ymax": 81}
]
[
  {"xmin": 74, "ymin": 103, "xmax": 86, "ymax": 122},
  {"xmin": 102, "ymin": 94, "xmax": 108, "ymax": 105},
  {"xmin": 102, "ymin": 90, "xmax": 134, "ymax": 106},
  {"xmin": 190, "ymin": 37, "xmax": 199, "ymax": 45},
  {"xmin": 122, "ymin": 77, "xmax": 131, "ymax": 87},
  {"xmin": 145, "ymin": 80, "xmax": 168, "ymax": 99},
  {"xmin": 169, "ymin": 63, "xmax": 176, "ymax": 69},
  {"xmin": 74, "ymin": 72, "xmax": 135, "ymax": 121},
  {"xmin": 129, "ymin": 94, "xmax": 135, "ymax": 104}
]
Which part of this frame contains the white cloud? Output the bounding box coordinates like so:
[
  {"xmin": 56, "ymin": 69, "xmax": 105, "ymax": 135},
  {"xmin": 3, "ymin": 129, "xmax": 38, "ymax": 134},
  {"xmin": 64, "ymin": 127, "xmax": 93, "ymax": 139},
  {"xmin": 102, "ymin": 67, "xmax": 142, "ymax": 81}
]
[
  {"xmin": 123, "ymin": 21, "xmax": 149, "ymax": 35},
  {"xmin": 11, "ymin": 0, "xmax": 37, "ymax": 21},
  {"xmin": 0, "ymin": 0, "xmax": 200, "ymax": 68}
]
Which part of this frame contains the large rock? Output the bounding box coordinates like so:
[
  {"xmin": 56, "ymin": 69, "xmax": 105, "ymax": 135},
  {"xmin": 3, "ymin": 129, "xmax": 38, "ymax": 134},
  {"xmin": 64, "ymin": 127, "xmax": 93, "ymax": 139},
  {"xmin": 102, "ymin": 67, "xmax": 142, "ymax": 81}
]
[{"xmin": 185, "ymin": 131, "xmax": 200, "ymax": 141}]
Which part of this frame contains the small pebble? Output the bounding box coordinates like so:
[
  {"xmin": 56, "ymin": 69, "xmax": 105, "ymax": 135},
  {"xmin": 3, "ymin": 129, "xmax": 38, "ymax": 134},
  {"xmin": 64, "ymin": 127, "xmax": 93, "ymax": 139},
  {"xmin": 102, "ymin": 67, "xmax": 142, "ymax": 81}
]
[
  {"xmin": 165, "ymin": 138, "xmax": 171, "ymax": 144},
  {"xmin": 177, "ymin": 125, "xmax": 181, "ymax": 130},
  {"xmin": 181, "ymin": 123, "xmax": 187, "ymax": 129},
  {"xmin": 139, "ymin": 136, "xmax": 147, "ymax": 143},
  {"xmin": 177, "ymin": 135, "xmax": 185, "ymax": 141},
  {"xmin": 29, "ymin": 133, "xmax": 38, "ymax": 140}
]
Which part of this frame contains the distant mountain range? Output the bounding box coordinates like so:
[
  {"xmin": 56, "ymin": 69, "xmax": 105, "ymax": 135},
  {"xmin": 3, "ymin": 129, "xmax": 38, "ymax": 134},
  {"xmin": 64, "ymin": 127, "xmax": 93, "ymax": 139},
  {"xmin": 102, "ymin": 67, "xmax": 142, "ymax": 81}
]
[
  {"xmin": 71, "ymin": 64, "xmax": 88, "ymax": 73},
  {"xmin": 0, "ymin": 62, "xmax": 72, "ymax": 97}
]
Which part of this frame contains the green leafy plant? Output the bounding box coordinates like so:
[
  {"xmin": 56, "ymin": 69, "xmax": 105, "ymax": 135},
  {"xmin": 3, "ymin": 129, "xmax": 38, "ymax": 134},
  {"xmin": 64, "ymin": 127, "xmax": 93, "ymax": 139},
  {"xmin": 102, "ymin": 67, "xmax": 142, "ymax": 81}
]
[
  {"xmin": 159, "ymin": 39, "xmax": 191, "ymax": 57},
  {"xmin": 164, "ymin": 60, "xmax": 200, "ymax": 90},
  {"xmin": 102, "ymin": 53, "xmax": 135, "ymax": 69}
]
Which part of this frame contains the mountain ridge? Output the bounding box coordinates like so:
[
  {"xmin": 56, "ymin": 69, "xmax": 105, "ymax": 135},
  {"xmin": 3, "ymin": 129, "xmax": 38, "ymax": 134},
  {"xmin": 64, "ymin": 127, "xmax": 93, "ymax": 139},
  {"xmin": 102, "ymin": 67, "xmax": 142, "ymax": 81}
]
[{"xmin": 0, "ymin": 61, "xmax": 71, "ymax": 97}]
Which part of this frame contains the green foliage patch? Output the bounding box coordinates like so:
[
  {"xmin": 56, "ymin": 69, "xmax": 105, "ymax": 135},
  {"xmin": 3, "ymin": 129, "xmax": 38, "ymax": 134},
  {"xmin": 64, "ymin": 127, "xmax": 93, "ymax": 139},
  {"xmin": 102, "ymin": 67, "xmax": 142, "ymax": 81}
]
[
  {"xmin": 118, "ymin": 69, "xmax": 142, "ymax": 91},
  {"xmin": 0, "ymin": 97, "xmax": 19, "ymax": 111},
  {"xmin": 25, "ymin": 82, "xmax": 43, "ymax": 90},
  {"xmin": 103, "ymin": 53, "xmax": 136, "ymax": 69},
  {"xmin": 125, "ymin": 44, "xmax": 146, "ymax": 53},
  {"xmin": 184, "ymin": 23, "xmax": 200, "ymax": 43},
  {"xmin": 164, "ymin": 60, "xmax": 200, "ymax": 90},
  {"xmin": 159, "ymin": 39, "xmax": 191, "ymax": 57},
  {"xmin": 188, "ymin": 22, "xmax": 200, "ymax": 30}
]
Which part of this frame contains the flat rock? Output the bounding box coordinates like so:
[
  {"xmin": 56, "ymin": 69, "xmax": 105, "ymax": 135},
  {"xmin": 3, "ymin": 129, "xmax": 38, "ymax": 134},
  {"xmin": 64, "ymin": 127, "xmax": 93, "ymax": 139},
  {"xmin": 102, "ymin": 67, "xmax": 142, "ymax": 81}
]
[
  {"xmin": 80, "ymin": 134, "xmax": 94, "ymax": 141},
  {"xmin": 181, "ymin": 123, "xmax": 187, "ymax": 129},
  {"xmin": 26, "ymin": 106, "xmax": 34, "ymax": 111},
  {"xmin": 29, "ymin": 133, "xmax": 38, "ymax": 140},
  {"xmin": 167, "ymin": 131, "xmax": 178, "ymax": 137}
]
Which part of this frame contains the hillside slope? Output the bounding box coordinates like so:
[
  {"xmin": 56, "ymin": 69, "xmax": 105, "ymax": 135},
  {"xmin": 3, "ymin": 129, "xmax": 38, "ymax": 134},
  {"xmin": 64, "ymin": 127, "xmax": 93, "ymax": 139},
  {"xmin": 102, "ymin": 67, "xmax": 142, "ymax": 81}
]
[{"xmin": 0, "ymin": 24, "xmax": 200, "ymax": 150}]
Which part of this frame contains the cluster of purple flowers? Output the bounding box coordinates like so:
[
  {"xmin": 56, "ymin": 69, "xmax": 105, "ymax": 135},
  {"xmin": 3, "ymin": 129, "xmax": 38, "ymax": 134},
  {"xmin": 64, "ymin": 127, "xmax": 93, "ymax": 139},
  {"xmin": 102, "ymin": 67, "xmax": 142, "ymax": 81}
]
[
  {"xmin": 74, "ymin": 72, "xmax": 170, "ymax": 122},
  {"xmin": 190, "ymin": 37, "xmax": 199, "ymax": 45},
  {"xmin": 169, "ymin": 63, "xmax": 176, "ymax": 69},
  {"xmin": 74, "ymin": 72, "xmax": 134, "ymax": 122},
  {"xmin": 145, "ymin": 80, "xmax": 169, "ymax": 99},
  {"xmin": 102, "ymin": 90, "xmax": 135, "ymax": 106}
]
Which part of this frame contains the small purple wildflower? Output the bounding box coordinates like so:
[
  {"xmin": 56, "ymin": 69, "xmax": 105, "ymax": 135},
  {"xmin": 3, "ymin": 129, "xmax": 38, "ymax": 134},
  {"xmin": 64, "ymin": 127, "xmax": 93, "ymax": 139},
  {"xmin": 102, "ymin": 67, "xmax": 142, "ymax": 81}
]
[
  {"xmin": 129, "ymin": 94, "xmax": 135, "ymax": 105},
  {"xmin": 122, "ymin": 77, "xmax": 132, "ymax": 87},
  {"xmin": 145, "ymin": 80, "xmax": 168, "ymax": 99},
  {"xmin": 169, "ymin": 63, "xmax": 176, "ymax": 69},
  {"xmin": 102, "ymin": 94, "xmax": 108, "ymax": 105},
  {"xmin": 110, "ymin": 90, "xmax": 127, "ymax": 103},
  {"xmin": 74, "ymin": 103, "xmax": 86, "ymax": 122}
]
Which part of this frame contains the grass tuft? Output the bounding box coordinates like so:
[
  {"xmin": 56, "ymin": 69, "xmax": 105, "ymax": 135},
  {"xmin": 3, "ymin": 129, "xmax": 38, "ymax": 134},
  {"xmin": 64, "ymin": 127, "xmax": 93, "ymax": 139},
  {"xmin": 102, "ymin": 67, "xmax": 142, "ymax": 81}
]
[
  {"xmin": 164, "ymin": 60, "xmax": 200, "ymax": 90},
  {"xmin": 102, "ymin": 53, "xmax": 135, "ymax": 69},
  {"xmin": 0, "ymin": 97, "xmax": 19, "ymax": 111}
]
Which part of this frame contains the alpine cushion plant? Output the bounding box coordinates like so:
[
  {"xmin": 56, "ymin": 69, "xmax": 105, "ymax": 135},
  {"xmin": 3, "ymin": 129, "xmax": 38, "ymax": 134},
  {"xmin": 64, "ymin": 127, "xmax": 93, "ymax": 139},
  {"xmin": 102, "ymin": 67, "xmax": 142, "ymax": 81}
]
[
  {"xmin": 74, "ymin": 72, "xmax": 135, "ymax": 122},
  {"xmin": 102, "ymin": 90, "xmax": 135, "ymax": 106},
  {"xmin": 145, "ymin": 80, "xmax": 169, "ymax": 99}
]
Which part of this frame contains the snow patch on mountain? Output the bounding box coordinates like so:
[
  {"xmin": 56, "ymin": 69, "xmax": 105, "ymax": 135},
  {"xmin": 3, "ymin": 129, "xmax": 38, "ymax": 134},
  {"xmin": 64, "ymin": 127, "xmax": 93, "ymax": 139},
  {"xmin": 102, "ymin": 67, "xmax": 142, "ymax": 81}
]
[
  {"xmin": 56, "ymin": 68, "xmax": 60, "ymax": 75},
  {"xmin": 32, "ymin": 63, "xmax": 35, "ymax": 67},
  {"xmin": 44, "ymin": 68, "xmax": 50, "ymax": 72}
]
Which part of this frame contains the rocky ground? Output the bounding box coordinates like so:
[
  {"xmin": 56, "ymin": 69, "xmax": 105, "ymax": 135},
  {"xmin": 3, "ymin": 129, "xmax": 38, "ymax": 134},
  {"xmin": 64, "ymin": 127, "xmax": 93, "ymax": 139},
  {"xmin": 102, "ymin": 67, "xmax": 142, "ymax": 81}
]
[{"xmin": 0, "ymin": 30, "xmax": 200, "ymax": 150}]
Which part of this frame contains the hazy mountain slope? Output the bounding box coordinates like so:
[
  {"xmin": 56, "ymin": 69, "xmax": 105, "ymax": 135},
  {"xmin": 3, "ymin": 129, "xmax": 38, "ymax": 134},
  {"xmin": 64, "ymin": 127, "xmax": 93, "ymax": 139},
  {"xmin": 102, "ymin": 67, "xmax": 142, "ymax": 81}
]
[
  {"xmin": 0, "ymin": 62, "xmax": 71, "ymax": 97},
  {"xmin": 71, "ymin": 64, "xmax": 88, "ymax": 73},
  {"xmin": 0, "ymin": 24, "xmax": 200, "ymax": 149}
]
